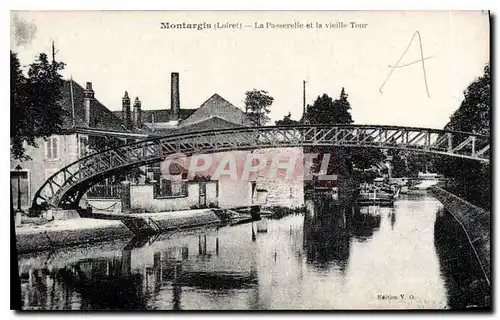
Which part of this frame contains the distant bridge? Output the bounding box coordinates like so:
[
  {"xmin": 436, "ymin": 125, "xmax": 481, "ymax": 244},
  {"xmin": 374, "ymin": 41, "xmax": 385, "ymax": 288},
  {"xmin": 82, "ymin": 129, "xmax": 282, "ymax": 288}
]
[{"xmin": 31, "ymin": 125, "xmax": 490, "ymax": 211}]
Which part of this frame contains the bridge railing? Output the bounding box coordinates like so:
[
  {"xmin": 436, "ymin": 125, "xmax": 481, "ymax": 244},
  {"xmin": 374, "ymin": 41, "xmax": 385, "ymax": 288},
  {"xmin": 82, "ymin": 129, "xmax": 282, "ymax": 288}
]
[
  {"xmin": 32, "ymin": 125, "xmax": 490, "ymax": 210},
  {"xmin": 86, "ymin": 184, "xmax": 122, "ymax": 199}
]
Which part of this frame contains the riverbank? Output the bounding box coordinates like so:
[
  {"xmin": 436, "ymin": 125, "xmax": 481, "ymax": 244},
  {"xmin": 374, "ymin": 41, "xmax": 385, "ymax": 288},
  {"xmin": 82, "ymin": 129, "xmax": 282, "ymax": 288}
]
[
  {"xmin": 14, "ymin": 208, "xmax": 237, "ymax": 254},
  {"xmin": 17, "ymin": 225, "xmax": 220, "ymax": 271},
  {"xmin": 18, "ymin": 194, "xmax": 464, "ymax": 310},
  {"xmin": 430, "ymin": 186, "xmax": 491, "ymax": 286}
]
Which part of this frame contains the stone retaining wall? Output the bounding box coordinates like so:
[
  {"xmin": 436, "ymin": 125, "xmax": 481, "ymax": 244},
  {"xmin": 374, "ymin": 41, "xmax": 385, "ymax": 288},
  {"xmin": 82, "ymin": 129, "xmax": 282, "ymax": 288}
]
[
  {"xmin": 15, "ymin": 222, "xmax": 133, "ymax": 254},
  {"xmin": 15, "ymin": 210, "xmax": 222, "ymax": 254},
  {"xmin": 431, "ymin": 186, "xmax": 491, "ymax": 284}
]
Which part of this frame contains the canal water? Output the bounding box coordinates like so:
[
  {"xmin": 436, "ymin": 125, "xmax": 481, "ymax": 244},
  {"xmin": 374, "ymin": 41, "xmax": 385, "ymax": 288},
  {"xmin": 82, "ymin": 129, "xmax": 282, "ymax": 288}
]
[{"xmin": 17, "ymin": 193, "xmax": 490, "ymax": 310}]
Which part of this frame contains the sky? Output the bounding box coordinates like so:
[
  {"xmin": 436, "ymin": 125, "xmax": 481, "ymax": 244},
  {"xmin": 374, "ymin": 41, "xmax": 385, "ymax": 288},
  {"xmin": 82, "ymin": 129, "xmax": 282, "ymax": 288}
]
[{"xmin": 10, "ymin": 10, "xmax": 489, "ymax": 129}]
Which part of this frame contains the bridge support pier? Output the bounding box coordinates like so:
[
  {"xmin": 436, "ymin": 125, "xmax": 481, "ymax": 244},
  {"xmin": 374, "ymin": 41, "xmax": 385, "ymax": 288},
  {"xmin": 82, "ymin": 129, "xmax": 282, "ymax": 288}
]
[{"xmin": 121, "ymin": 181, "xmax": 131, "ymax": 214}]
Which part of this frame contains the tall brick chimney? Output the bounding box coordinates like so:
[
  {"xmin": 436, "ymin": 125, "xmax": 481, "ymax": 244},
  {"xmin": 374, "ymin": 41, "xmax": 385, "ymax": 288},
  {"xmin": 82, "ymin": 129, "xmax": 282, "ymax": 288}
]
[
  {"xmin": 170, "ymin": 72, "xmax": 180, "ymax": 123},
  {"xmin": 133, "ymin": 97, "xmax": 142, "ymax": 128},
  {"xmin": 122, "ymin": 91, "xmax": 131, "ymax": 130},
  {"xmin": 83, "ymin": 82, "xmax": 94, "ymax": 127}
]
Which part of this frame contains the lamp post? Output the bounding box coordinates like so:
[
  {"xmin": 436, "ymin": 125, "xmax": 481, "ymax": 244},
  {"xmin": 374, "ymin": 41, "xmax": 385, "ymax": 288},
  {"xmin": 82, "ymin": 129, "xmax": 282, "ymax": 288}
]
[{"xmin": 15, "ymin": 164, "xmax": 22, "ymax": 212}]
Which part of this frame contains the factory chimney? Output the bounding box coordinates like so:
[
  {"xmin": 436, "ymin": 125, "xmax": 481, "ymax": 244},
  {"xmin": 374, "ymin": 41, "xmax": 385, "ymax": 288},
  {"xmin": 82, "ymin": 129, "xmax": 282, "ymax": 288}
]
[{"xmin": 170, "ymin": 72, "xmax": 180, "ymax": 124}]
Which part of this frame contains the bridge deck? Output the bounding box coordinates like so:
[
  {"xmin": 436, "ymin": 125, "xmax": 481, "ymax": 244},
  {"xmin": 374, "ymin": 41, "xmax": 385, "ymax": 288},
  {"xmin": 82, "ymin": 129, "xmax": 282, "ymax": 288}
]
[{"xmin": 31, "ymin": 125, "xmax": 490, "ymax": 212}]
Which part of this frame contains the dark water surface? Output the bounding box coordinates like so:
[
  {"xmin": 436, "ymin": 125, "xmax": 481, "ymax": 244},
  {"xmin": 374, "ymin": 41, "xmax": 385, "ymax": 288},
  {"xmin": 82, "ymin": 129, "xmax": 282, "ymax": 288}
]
[{"xmin": 17, "ymin": 194, "xmax": 490, "ymax": 310}]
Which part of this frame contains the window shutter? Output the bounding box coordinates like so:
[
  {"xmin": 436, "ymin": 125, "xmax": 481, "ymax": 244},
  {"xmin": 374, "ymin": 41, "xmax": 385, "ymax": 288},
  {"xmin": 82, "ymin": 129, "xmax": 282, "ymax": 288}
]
[
  {"xmin": 78, "ymin": 136, "xmax": 82, "ymax": 157},
  {"xmin": 77, "ymin": 135, "xmax": 80, "ymax": 157},
  {"xmin": 45, "ymin": 139, "xmax": 49, "ymax": 159},
  {"xmin": 84, "ymin": 137, "xmax": 88, "ymax": 156},
  {"xmin": 153, "ymin": 170, "xmax": 161, "ymax": 183},
  {"xmin": 182, "ymin": 182, "xmax": 188, "ymax": 196},
  {"xmin": 52, "ymin": 137, "xmax": 58, "ymax": 159},
  {"xmin": 166, "ymin": 180, "xmax": 172, "ymax": 196}
]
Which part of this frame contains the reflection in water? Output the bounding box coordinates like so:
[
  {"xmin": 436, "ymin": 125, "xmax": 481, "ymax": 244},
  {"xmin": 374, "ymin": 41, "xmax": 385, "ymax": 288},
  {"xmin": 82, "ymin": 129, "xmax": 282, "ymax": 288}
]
[
  {"xmin": 20, "ymin": 233, "xmax": 257, "ymax": 310},
  {"xmin": 32, "ymin": 254, "xmax": 147, "ymax": 310},
  {"xmin": 303, "ymin": 199, "xmax": 353, "ymax": 272},
  {"xmin": 18, "ymin": 194, "xmax": 489, "ymax": 310},
  {"xmin": 434, "ymin": 209, "xmax": 491, "ymax": 309},
  {"xmin": 390, "ymin": 209, "xmax": 396, "ymax": 230},
  {"xmin": 351, "ymin": 205, "xmax": 382, "ymax": 241}
]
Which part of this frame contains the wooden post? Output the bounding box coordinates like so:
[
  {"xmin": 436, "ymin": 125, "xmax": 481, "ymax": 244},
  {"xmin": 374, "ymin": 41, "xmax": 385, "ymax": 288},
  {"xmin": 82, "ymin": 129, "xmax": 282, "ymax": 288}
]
[
  {"xmin": 121, "ymin": 180, "xmax": 131, "ymax": 214},
  {"xmin": 121, "ymin": 249, "xmax": 131, "ymax": 276}
]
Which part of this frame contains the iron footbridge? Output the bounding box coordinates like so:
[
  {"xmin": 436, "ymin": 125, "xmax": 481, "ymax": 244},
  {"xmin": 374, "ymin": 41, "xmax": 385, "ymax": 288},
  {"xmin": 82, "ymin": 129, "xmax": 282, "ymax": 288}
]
[{"xmin": 31, "ymin": 124, "xmax": 490, "ymax": 211}]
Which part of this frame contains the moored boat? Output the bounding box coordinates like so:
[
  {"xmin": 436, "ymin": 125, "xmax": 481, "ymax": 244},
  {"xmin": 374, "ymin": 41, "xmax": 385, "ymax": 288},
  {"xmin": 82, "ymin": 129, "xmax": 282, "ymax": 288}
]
[{"xmin": 357, "ymin": 183, "xmax": 397, "ymax": 207}]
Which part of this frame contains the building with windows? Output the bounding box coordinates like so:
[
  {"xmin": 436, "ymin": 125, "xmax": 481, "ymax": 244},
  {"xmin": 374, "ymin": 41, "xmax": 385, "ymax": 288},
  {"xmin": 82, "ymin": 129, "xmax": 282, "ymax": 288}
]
[
  {"xmin": 12, "ymin": 71, "xmax": 303, "ymax": 213},
  {"xmin": 10, "ymin": 80, "xmax": 147, "ymax": 210},
  {"xmin": 115, "ymin": 73, "xmax": 260, "ymax": 212},
  {"xmin": 10, "ymin": 72, "xmax": 255, "ymax": 211}
]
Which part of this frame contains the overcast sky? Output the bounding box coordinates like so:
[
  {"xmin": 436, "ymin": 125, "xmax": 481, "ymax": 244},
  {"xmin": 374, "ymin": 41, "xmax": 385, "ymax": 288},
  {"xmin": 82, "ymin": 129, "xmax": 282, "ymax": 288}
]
[{"xmin": 11, "ymin": 11, "xmax": 489, "ymax": 129}]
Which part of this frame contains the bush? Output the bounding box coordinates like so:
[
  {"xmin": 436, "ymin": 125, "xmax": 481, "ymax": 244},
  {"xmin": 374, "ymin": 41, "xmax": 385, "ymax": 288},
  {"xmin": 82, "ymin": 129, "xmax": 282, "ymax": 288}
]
[
  {"xmin": 264, "ymin": 205, "xmax": 309, "ymax": 220},
  {"xmin": 190, "ymin": 202, "xmax": 219, "ymax": 210}
]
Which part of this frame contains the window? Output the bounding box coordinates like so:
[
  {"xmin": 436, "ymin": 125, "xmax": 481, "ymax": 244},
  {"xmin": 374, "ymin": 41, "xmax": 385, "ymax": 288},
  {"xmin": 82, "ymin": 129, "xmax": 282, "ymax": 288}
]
[
  {"xmin": 45, "ymin": 137, "xmax": 59, "ymax": 160},
  {"xmin": 171, "ymin": 180, "xmax": 185, "ymax": 195},
  {"xmin": 156, "ymin": 178, "xmax": 188, "ymax": 198},
  {"xmin": 146, "ymin": 163, "xmax": 161, "ymax": 183},
  {"xmin": 78, "ymin": 135, "xmax": 89, "ymax": 158},
  {"xmin": 146, "ymin": 171, "xmax": 155, "ymax": 183}
]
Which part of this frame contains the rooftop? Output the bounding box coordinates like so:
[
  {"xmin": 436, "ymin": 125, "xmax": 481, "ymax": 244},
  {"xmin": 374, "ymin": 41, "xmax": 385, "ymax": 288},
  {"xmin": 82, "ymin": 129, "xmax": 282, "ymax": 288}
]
[
  {"xmin": 112, "ymin": 108, "xmax": 197, "ymax": 124},
  {"xmin": 60, "ymin": 80, "xmax": 143, "ymax": 134}
]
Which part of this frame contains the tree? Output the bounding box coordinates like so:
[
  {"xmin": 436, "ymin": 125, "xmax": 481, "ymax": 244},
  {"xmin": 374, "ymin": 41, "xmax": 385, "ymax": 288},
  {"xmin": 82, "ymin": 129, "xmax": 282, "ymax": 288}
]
[
  {"xmin": 244, "ymin": 89, "xmax": 274, "ymax": 126},
  {"xmin": 275, "ymin": 112, "xmax": 300, "ymax": 126},
  {"xmin": 11, "ymin": 51, "xmax": 66, "ymax": 161},
  {"xmin": 304, "ymin": 90, "xmax": 353, "ymax": 180},
  {"xmin": 305, "ymin": 94, "xmax": 335, "ymax": 125},
  {"xmin": 387, "ymin": 149, "xmax": 409, "ymax": 177},
  {"xmin": 432, "ymin": 64, "xmax": 490, "ymax": 210},
  {"xmin": 10, "ymin": 51, "xmax": 27, "ymax": 160},
  {"xmin": 350, "ymin": 148, "xmax": 386, "ymax": 172},
  {"xmin": 304, "ymin": 88, "xmax": 384, "ymax": 174},
  {"xmin": 306, "ymin": 88, "xmax": 382, "ymax": 171},
  {"xmin": 333, "ymin": 88, "xmax": 354, "ymax": 124},
  {"xmin": 305, "ymin": 88, "xmax": 353, "ymax": 125},
  {"xmin": 446, "ymin": 64, "xmax": 490, "ymax": 135}
]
